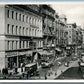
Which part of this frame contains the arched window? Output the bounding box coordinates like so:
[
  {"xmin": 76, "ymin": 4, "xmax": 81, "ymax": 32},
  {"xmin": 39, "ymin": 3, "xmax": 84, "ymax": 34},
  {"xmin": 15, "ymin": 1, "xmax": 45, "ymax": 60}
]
[
  {"xmin": 7, "ymin": 10, "xmax": 9, "ymax": 18},
  {"xmin": 26, "ymin": 16, "xmax": 28, "ymax": 22},
  {"xmin": 12, "ymin": 11, "xmax": 14, "ymax": 19},
  {"xmin": 7, "ymin": 41, "xmax": 9, "ymax": 50},
  {"xmin": 19, "ymin": 26, "xmax": 21, "ymax": 35},
  {"xmin": 12, "ymin": 25, "xmax": 14, "ymax": 34},
  {"xmin": 19, "ymin": 14, "xmax": 21, "ymax": 21},
  {"xmin": 16, "ymin": 12, "xmax": 18, "ymax": 20},
  {"xmin": 26, "ymin": 28, "xmax": 28, "ymax": 35},
  {"xmin": 16, "ymin": 26, "xmax": 18, "ymax": 35},
  {"xmin": 7, "ymin": 24, "xmax": 10, "ymax": 34},
  {"xmin": 23, "ymin": 27, "xmax": 24, "ymax": 35},
  {"xmin": 23, "ymin": 15, "xmax": 24, "ymax": 22},
  {"xmin": 29, "ymin": 17, "xmax": 31, "ymax": 24}
]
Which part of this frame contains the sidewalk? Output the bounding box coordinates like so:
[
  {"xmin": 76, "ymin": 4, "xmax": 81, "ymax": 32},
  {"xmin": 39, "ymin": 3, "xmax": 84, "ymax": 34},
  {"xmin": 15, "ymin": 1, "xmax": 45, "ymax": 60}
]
[
  {"xmin": 46, "ymin": 59, "xmax": 78, "ymax": 80},
  {"xmin": 37, "ymin": 59, "xmax": 78, "ymax": 80}
]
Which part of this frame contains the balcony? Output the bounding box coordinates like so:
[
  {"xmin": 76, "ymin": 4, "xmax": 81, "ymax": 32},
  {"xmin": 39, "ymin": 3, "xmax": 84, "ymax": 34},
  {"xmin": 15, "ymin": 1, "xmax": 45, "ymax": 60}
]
[
  {"xmin": 43, "ymin": 31, "xmax": 56, "ymax": 37},
  {"xmin": 43, "ymin": 43, "xmax": 55, "ymax": 49},
  {"xmin": 30, "ymin": 24, "xmax": 39, "ymax": 29},
  {"xmin": 5, "ymin": 33, "xmax": 42, "ymax": 38},
  {"xmin": 5, "ymin": 46, "xmax": 36, "ymax": 52}
]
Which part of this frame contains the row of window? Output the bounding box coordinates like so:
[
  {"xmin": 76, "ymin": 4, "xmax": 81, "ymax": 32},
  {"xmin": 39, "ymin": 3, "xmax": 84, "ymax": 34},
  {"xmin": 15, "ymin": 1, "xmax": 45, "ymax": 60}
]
[
  {"xmin": 6, "ymin": 24, "xmax": 42, "ymax": 37},
  {"xmin": 5, "ymin": 40, "xmax": 43, "ymax": 50},
  {"xmin": 7, "ymin": 9, "xmax": 42, "ymax": 28}
]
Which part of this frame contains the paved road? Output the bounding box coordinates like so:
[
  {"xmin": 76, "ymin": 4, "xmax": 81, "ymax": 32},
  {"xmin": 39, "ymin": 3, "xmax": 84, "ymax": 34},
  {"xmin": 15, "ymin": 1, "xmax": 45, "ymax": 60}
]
[
  {"xmin": 30, "ymin": 55, "xmax": 79, "ymax": 80},
  {"xmin": 56, "ymin": 60, "xmax": 82, "ymax": 79},
  {"xmin": 38, "ymin": 56, "xmax": 74, "ymax": 78}
]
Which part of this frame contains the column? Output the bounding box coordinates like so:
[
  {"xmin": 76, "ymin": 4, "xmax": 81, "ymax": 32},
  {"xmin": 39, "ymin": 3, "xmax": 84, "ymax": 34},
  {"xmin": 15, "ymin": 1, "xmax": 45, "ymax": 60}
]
[
  {"xmin": 17, "ymin": 56, "xmax": 18, "ymax": 68},
  {"xmin": 5, "ymin": 56, "xmax": 8, "ymax": 68}
]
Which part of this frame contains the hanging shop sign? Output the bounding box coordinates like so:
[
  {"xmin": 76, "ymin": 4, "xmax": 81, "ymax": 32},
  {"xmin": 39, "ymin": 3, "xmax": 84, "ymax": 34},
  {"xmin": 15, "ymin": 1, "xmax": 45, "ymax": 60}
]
[
  {"xmin": 66, "ymin": 47, "xmax": 70, "ymax": 49},
  {"xmin": 6, "ymin": 52, "xmax": 18, "ymax": 57}
]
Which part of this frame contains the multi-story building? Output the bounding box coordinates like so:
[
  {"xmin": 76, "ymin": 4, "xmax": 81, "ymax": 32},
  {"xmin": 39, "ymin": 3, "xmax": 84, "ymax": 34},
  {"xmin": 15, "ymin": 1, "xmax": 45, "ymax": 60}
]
[
  {"xmin": 66, "ymin": 23, "xmax": 83, "ymax": 55},
  {"xmin": 59, "ymin": 14, "xmax": 67, "ymax": 48},
  {"xmin": 82, "ymin": 29, "xmax": 84, "ymax": 44},
  {"xmin": 66, "ymin": 23, "xmax": 77, "ymax": 55},
  {"xmin": 0, "ymin": 5, "xmax": 43, "ymax": 70},
  {"xmin": 54, "ymin": 14, "xmax": 67, "ymax": 57},
  {"xmin": 39, "ymin": 5, "xmax": 56, "ymax": 57},
  {"xmin": 76, "ymin": 26, "xmax": 83, "ymax": 46}
]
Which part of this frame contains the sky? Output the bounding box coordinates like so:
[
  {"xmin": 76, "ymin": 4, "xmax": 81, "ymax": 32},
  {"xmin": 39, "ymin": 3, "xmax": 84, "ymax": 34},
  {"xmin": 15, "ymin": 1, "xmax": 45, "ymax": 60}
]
[{"xmin": 51, "ymin": 2, "xmax": 84, "ymax": 28}]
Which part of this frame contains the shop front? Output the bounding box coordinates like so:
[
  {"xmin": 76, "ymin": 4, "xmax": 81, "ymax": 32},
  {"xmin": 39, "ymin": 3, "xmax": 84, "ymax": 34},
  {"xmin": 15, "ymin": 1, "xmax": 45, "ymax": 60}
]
[
  {"xmin": 5, "ymin": 51, "xmax": 33, "ymax": 70},
  {"xmin": 55, "ymin": 48, "xmax": 62, "ymax": 58},
  {"xmin": 37, "ymin": 50, "xmax": 53, "ymax": 62}
]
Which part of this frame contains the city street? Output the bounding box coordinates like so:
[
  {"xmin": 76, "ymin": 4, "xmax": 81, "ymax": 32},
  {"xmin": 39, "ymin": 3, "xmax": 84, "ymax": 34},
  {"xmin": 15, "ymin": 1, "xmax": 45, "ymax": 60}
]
[
  {"xmin": 0, "ymin": 4, "xmax": 84, "ymax": 80},
  {"xmin": 30, "ymin": 54, "xmax": 79, "ymax": 80},
  {"xmin": 56, "ymin": 67, "xmax": 82, "ymax": 79}
]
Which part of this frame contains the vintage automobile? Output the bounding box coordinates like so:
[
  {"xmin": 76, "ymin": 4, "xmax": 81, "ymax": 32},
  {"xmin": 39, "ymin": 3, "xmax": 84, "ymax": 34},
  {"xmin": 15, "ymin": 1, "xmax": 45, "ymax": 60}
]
[
  {"xmin": 57, "ymin": 61, "xmax": 62, "ymax": 66},
  {"xmin": 25, "ymin": 63, "xmax": 39, "ymax": 76},
  {"xmin": 71, "ymin": 56, "xmax": 78, "ymax": 61},
  {"xmin": 41, "ymin": 62, "xmax": 51, "ymax": 68},
  {"xmin": 64, "ymin": 62, "xmax": 69, "ymax": 67}
]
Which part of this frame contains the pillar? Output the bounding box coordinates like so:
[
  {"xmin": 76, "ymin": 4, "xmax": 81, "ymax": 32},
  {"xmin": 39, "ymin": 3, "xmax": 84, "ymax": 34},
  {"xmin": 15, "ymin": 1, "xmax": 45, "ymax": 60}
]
[{"xmin": 17, "ymin": 56, "xmax": 18, "ymax": 68}]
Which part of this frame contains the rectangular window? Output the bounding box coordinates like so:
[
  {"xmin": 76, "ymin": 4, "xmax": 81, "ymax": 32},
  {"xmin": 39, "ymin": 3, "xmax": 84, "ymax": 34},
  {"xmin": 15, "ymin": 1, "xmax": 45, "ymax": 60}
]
[
  {"xmin": 16, "ymin": 12, "xmax": 17, "ymax": 20},
  {"xmin": 23, "ymin": 41, "xmax": 24, "ymax": 48},
  {"xmin": 19, "ymin": 14, "xmax": 21, "ymax": 21},
  {"xmin": 12, "ymin": 11, "xmax": 14, "ymax": 19},
  {"xmin": 7, "ymin": 10, "xmax": 9, "ymax": 18},
  {"xmin": 35, "ymin": 29, "xmax": 36, "ymax": 36},
  {"xmin": 19, "ymin": 41, "xmax": 21, "ymax": 48},
  {"xmin": 23, "ymin": 27, "xmax": 24, "ymax": 35},
  {"xmin": 26, "ymin": 28, "xmax": 28, "ymax": 35},
  {"xmin": 12, "ymin": 41, "xmax": 14, "ymax": 50},
  {"xmin": 16, "ymin": 41, "xmax": 18, "ymax": 49},
  {"xmin": 7, "ymin": 41, "xmax": 9, "ymax": 50},
  {"xmin": 7, "ymin": 24, "xmax": 10, "ymax": 34},
  {"xmin": 29, "ymin": 29, "xmax": 31, "ymax": 36},
  {"xmin": 16, "ymin": 26, "xmax": 18, "ymax": 35},
  {"xmin": 32, "ymin": 29, "xmax": 34, "ymax": 36},
  {"xmin": 19, "ymin": 26, "xmax": 21, "ymax": 35},
  {"xmin": 12, "ymin": 25, "xmax": 14, "ymax": 34},
  {"xmin": 23, "ymin": 15, "xmax": 24, "ymax": 22},
  {"xmin": 26, "ymin": 41, "xmax": 28, "ymax": 48},
  {"xmin": 26, "ymin": 16, "xmax": 28, "ymax": 22}
]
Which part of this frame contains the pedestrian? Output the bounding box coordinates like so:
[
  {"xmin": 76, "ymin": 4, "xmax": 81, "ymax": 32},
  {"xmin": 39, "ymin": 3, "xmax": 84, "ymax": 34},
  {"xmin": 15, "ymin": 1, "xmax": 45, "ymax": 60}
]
[
  {"xmin": 22, "ymin": 72, "xmax": 24, "ymax": 78},
  {"xmin": 5, "ymin": 68, "xmax": 8, "ymax": 75},
  {"xmin": 55, "ymin": 72, "xmax": 57, "ymax": 76},
  {"xmin": 61, "ymin": 70, "xmax": 63, "ymax": 74},
  {"xmin": 45, "ymin": 73, "xmax": 47, "ymax": 80},
  {"xmin": 48, "ymin": 72, "xmax": 50, "ymax": 76},
  {"xmin": 2, "ymin": 68, "xmax": 5, "ymax": 75},
  {"xmin": 27, "ymin": 72, "xmax": 29, "ymax": 79}
]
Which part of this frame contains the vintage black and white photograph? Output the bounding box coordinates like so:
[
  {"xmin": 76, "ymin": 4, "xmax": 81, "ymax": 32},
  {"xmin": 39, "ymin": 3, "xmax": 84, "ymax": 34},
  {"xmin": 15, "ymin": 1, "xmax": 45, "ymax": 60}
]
[{"xmin": 0, "ymin": 2, "xmax": 84, "ymax": 80}]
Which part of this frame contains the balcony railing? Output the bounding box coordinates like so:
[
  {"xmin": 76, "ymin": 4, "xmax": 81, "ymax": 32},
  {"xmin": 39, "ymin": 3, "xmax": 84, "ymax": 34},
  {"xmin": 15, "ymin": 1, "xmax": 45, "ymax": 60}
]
[{"xmin": 43, "ymin": 43, "xmax": 55, "ymax": 49}]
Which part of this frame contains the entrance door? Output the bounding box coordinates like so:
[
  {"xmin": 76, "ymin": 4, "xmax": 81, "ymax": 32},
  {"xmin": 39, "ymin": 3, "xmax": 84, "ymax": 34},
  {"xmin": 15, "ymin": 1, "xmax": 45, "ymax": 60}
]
[{"xmin": 8, "ymin": 57, "xmax": 17, "ymax": 69}]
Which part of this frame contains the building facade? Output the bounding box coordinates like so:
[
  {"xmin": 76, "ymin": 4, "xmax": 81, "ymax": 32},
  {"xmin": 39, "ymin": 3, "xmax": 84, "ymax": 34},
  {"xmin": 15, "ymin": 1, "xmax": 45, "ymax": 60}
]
[
  {"xmin": 54, "ymin": 14, "xmax": 67, "ymax": 57},
  {"xmin": 66, "ymin": 23, "xmax": 83, "ymax": 55},
  {"xmin": 39, "ymin": 5, "xmax": 56, "ymax": 57},
  {"xmin": 0, "ymin": 5, "xmax": 43, "ymax": 70}
]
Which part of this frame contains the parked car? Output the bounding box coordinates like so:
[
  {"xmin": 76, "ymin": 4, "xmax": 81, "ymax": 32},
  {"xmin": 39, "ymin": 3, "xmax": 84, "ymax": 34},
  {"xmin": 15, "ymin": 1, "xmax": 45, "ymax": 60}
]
[
  {"xmin": 64, "ymin": 62, "xmax": 69, "ymax": 67},
  {"xmin": 41, "ymin": 62, "xmax": 51, "ymax": 68},
  {"xmin": 57, "ymin": 61, "xmax": 61, "ymax": 66},
  {"xmin": 71, "ymin": 56, "xmax": 78, "ymax": 61}
]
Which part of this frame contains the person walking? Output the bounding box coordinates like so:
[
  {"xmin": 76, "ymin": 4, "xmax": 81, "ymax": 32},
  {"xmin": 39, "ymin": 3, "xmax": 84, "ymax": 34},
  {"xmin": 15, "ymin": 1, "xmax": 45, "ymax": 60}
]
[{"xmin": 45, "ymin": 73, "xmax": 47, "ymax": 80}]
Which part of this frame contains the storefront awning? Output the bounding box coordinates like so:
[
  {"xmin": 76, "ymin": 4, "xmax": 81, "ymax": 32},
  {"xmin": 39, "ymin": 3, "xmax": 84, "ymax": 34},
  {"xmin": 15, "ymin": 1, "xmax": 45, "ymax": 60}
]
[
  {"xmin": 26, "ymin": 51, "xmax": 32, "ymax": 57},
  {"xmin": 81, "ymin": 53, "xmax": 84, "ymax": 56},
  {"xmin": 80, "ymin": 63, "xmax": 84, "ymax": 66},
  {"xmin": 66, "ymin": 47, "xmax": 71, "ymax": 49},
  {"xmin": 55, "ymin": 48, "xmax": 61, "ymax": 52},
  {"xmin": 38, "ymin": 51, "xmax": 53, "ymax": 56},
  {"xmin": 25, "ymin": 63, "xmax": 36, "ymax": 67}
]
